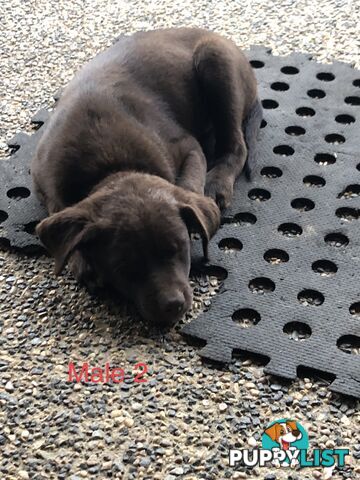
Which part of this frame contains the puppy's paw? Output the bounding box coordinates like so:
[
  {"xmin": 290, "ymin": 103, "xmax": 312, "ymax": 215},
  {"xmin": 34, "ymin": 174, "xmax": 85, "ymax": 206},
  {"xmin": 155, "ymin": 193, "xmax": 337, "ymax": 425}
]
[{"xmin": 205, "ymin": 173, "xmax": 233, "ymax": 211}]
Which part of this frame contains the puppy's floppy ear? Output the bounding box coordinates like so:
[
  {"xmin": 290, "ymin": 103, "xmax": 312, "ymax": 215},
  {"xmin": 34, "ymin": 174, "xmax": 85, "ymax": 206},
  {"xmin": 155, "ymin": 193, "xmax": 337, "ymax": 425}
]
[
  {"xmin": 264, "ymin": 423, "xmax": 281, "ymax": 442},
  {"xmin": 36, "ymin": 205, "xmax": 96, "ymax": 275},
  {"xmin": 177, "ymin": 190, "xmax": 220, "ymax": 260}
]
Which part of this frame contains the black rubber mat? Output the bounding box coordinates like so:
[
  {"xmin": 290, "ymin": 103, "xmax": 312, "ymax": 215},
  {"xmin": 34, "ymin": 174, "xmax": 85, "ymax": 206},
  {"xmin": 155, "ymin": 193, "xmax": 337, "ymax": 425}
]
[
  {"xmin": 184, "ymin": 46, "xmax": 360, "ymax": 398},
  {"xmin": 1, "ymin": 46, "xmax": 359, "ymax": 397},
  {"xmin": 0, "ymin": 108, "xmax": 49, "ymax": 252}
]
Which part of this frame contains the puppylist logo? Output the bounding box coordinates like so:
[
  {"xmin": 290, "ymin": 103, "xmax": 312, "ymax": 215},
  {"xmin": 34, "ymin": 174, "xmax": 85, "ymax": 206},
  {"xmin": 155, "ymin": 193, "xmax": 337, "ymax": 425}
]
[{"xmin": 229, "ymin": 418, "xmax": 350, "ymax": 469}]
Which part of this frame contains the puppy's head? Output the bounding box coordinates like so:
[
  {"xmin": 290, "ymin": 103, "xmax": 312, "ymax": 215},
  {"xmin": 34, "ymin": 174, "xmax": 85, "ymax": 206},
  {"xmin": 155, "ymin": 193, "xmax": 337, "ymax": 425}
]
[
  {"xmin": 36, "ymin": 174, "xmax": 220, "ymax": 326},
  {"xmin": 265, "ymin": 420, "xmax": 301, "ymax": 448}
]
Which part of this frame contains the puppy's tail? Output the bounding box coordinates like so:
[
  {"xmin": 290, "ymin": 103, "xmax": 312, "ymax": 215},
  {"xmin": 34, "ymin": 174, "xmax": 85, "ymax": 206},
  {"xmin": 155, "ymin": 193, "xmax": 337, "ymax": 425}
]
[{"xmin": 243, "ymin": 97, "xmax": 263, "ymax": 181}]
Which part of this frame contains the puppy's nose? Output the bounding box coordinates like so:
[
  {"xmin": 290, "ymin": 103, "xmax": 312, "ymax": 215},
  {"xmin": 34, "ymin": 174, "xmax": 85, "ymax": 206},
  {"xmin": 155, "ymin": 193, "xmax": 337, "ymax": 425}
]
[
  {"xmin": 292, "ymin": 429, "xmax": 301, "ymax": 437},
  {"xmin": 164, "ymin": 293, "xmax": 186, "ymax": 316}
]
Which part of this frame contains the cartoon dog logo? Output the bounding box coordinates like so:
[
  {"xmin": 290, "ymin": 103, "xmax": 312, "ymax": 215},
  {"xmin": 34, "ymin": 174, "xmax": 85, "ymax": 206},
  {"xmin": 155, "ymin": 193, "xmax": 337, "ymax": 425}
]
[{"xmin": 263, "ymin": 419, "xmax": 305, "ymax": 468}]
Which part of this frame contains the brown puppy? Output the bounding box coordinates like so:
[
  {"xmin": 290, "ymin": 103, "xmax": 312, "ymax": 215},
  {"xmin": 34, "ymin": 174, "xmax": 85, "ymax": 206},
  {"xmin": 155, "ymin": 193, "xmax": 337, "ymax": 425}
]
[{"xmin": 32, "ymin": 28, "xmax": 261, "ymax": 326}]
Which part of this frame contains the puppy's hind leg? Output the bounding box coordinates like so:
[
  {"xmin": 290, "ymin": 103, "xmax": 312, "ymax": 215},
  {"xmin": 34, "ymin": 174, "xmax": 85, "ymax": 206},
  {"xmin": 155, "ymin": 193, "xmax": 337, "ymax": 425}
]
[{"xmin": 193, "ymin": 37, "xmax": 258, "ymax": 209}]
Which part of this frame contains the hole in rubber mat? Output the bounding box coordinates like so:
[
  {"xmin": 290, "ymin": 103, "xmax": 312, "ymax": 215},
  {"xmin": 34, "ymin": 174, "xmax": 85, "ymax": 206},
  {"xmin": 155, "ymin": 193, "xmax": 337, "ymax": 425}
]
[
  {"xmin": 353, "ymin": 79, "xmax": 360, "ymax": 87},
  {"xmin": 261, "ymin": 166, "xmax": 282, "ymax": 178},
  {"xmin": 182, "ymin": 335, "xmax": 207, "ymax": 350},
  {"xmin": 335, "ymin": 114, "xmax": 355, "ymax": 124},
  {"xmin": 291, "ymin": 198, "xmax": 315, "ymax": 212},
  {"xmin": 0, "ymin": 211, "xmax": 8, "ymax": 223},
  {"xmin": 303, "ymin": 175, "xmax": 326, "ymax": 187},
  {"xmin": 337, "ymin": 335, "xmax": 360, "ymax": 355},
  {"xmin": 8, "ymin": 144, "xmax": 20, "ymax": 155},
  {"xmin": 7, "ymin": 187, "xmax": 31, "ymax": 199},
  {"xmin": 338, "ymin": 184, "xmax": 360, "ymax": 199},
  {"xmin": 262, "ymin": 99, "xmax": 279, "ymax": 109},
  {"xmin": 234, "ymin": 212, "xmax": 257, "ymax": 224},
  {"xmin": 273, "ymin": 145, "xmax": 294, "ymax": 156},
  {"xmin": 314, "ymin": 153, "xmax": 336, "ymax": 165},
  {"xmin": 345, "ymin": 96, "xmax": 360, "ymax": 105},
  {"xmin": 24, "ymin": 221, "xmax": 39, "ymax": 236},
  {"xmin": 324, "ymin": 232, "xmax": 349, "ymax": 247},
  {"xmin": 298, "ymin": 289, "xmax": 324, "ymax": 306},
  {"xmin": 297, "ymin": 366, "xmax": 336, "ymax": 385},
  {"xmin": 271, "ymin": 81, "xmax": 289, "ymax": 91},
  {"xmin": 0, "ymin": 237, "xmax": 11, "ymax": 249},
  {"xmin": 281, "ymin": 66, "xmax": 299, "ymax": 75},
  {"xmin": 296, "ymin": 107, "xmax": 315, "ymax": 117},
  {"xmin": 232, "ymin": 308, "xmax": 261, "ymax": 327},
  {"xmin": 249, "ymin": 277, "xmax": 275, "ymax": 294},
  {"xmin": 278, "ymin": 223, "xmax": 303, "ymax": 237},
  {"xmin": 191, "ymin": 265, "xmax": 228, "ymax": 281},
  {"xmin": 248, "ymin": 188, "xmax": 271, "ymax": 201},
  {"xmin": 350, "ymin": 302, "xmax": 360, "ymax": 317},
  {"xmin": 312, "ymin": 260, "xmax": 338, "ymax": 276},
  {"xmin": 31, "ymin": 120, "xmax": 44, "ymax": 131},
  {"xmin": 283, "ymin": 321, "xmax": 312, "ymax": 341},
  {"xmin": 218, "ymin": 238, "xmax": 243, "ymax": 252},
  {"xmin": 317, "ymin": 72, "xmax": 335, "ymax": 81},
  {"xmin": 336, "ymin": 207, "xmax": 359, "ymax": 221},
  {"xmin": 307, "ymin": 89, "xmax": 326, "ymax": 99},
  {"xmin": 250, "ymin": 60, "xmax": 264, "ymax": 68},
  {"xmin": 260, "ymin": 119, "xmax": 267, "ymax": 128},
  {"xmin": 357, "ymin": 163, "xmax": 360, "ymax": 171},
  {"xmin": 221, "ymin": 212, "xmax": 257, "ymax": 226},
  {"xmin": 325, "ymin": 133, "xmax": 345, "ymax": 144},
  {"xmin": 285, "ymin": 125, "xmax": 305, "ymax": 136},
  {"xmin": 264, "ymin": 249, "xmax": 289, "ymax": 264},
  {"xmin": 232, "ymin": 350, "xmax": 270, "ymax": 367}
]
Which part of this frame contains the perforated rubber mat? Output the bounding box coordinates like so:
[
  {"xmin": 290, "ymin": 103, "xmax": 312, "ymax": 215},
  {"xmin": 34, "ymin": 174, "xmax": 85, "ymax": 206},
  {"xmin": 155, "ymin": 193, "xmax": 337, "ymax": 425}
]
[
  {"xmin": 1, "ymin": 46, "xmax": 359, "ymax": 397},
  {"xmin": 0, "ymin": 107, "xmax": 49, "ymax": 251},
  {"xmin": 184, "ymin": 46, "xmax": 360, "ymax": 398}
]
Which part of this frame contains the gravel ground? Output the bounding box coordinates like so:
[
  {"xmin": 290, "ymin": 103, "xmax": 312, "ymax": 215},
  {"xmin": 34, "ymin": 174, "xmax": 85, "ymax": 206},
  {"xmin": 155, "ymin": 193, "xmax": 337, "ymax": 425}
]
[{"xmin": 1, "ymin": 1, "xmax": 360, "ymax": 479}]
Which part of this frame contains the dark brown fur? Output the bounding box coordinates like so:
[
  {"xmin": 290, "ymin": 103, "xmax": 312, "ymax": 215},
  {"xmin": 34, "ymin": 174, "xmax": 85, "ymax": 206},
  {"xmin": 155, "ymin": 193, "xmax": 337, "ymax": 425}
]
[{"xmin": 32, "ymin": 28, "xmax": 260, "ymax": 326}]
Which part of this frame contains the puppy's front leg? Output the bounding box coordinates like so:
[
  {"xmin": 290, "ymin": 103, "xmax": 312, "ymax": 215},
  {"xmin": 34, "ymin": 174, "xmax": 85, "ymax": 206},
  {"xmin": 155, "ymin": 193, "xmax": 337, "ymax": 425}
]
[
  {"xmin": 205, "ymin": 135, "xmax": 247, "ymax": 210},
  {"xmin": 177, "ymin": 149, "xmax": 207, "ymax": 194},
  {"xmin": 173, "ymin": 135, "xmax": 207, "ymax": 194}
]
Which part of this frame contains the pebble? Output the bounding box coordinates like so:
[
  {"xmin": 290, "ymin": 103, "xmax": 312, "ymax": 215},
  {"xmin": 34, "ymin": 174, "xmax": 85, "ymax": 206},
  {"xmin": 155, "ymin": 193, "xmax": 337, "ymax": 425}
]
[
  {"xmin": 248, "ymin": 436, "xmax": 257, "ymax": 447},
  {"xmin": 124, "ymin": 418, "xmax": 135, "ymax": 428},
  {"xmin": 140, "ymin": 457, "xmax": 151, "ymax": 467},
  {"xmin": 324, "ymin": 466, "xmax": 336, "ymax": 479},
  {"xmin": 341, "ymin": 415, "xmax": 351, "ymax": 426},
  {"xmin": 87, "ymin": 454, "xmax": 98, "ymax": 466},
  {"xmin": 21, "ymin": 429, "xmax": 30, "ymax": 440},
  {"xmin": 202, "ymin": 437, "xmax": 212, "ymax": 446},
  {"xmin": 170, "ymin": 467, "xmax": 184, "ymax": 475},
  {"xmin": 110, "ymin": 409, "xmax": 122, "ymax": 418},
  {"xmin": 5, "ymin": 381, "xmax": 14, "ymax": 392},
  {"xmin": 18, "ymin": 471, "xmax": 29, "ymax": 480}
]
